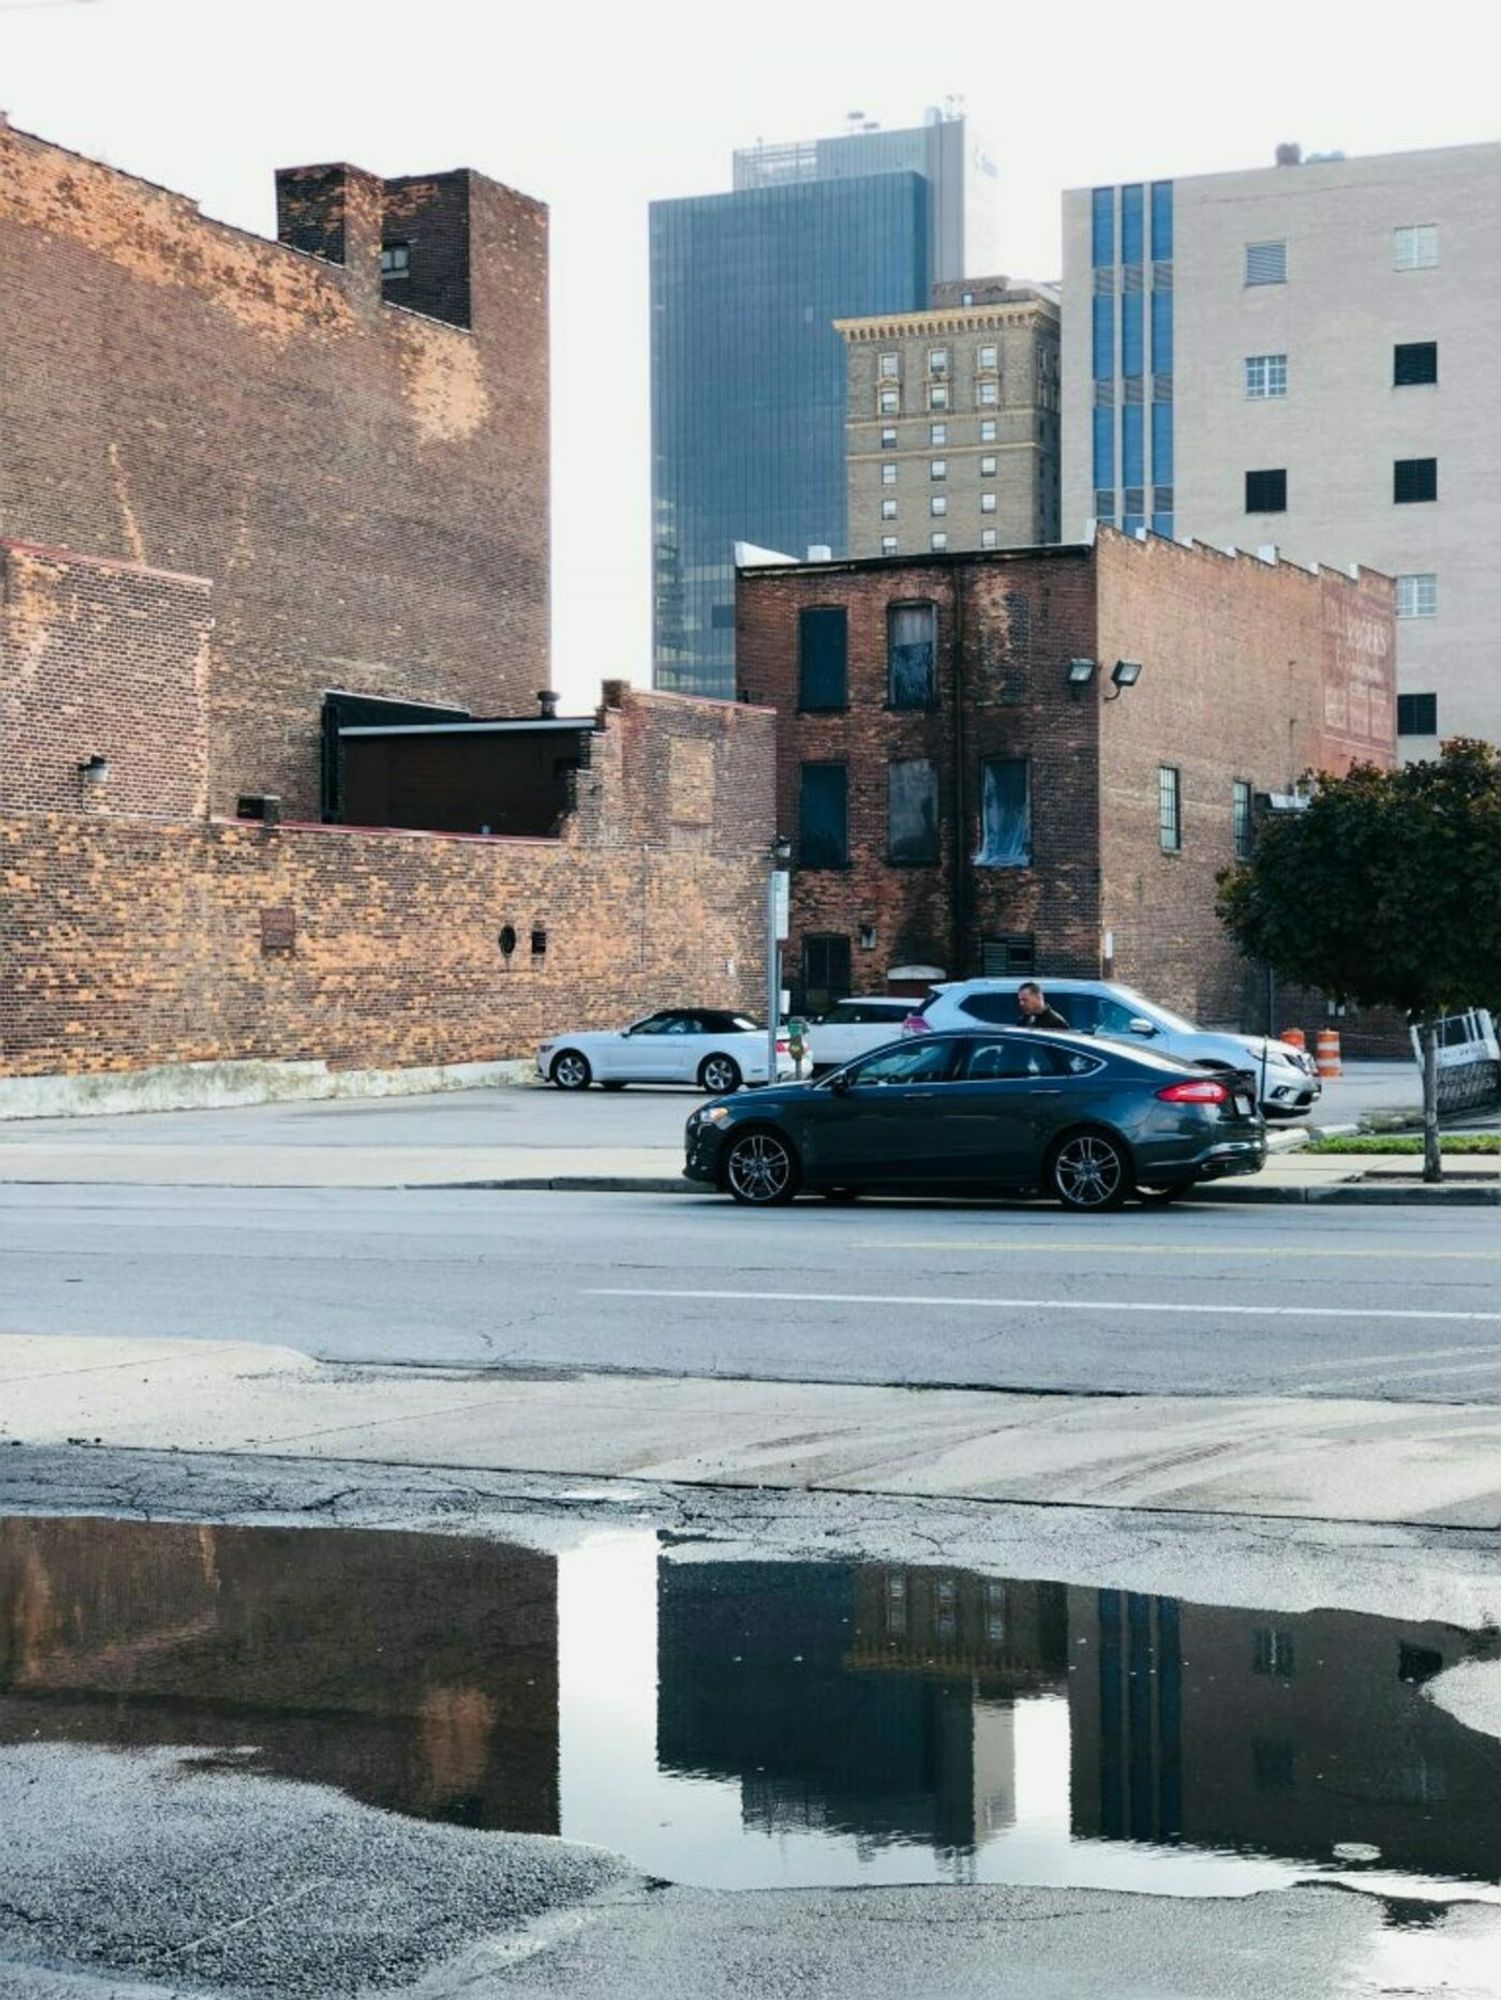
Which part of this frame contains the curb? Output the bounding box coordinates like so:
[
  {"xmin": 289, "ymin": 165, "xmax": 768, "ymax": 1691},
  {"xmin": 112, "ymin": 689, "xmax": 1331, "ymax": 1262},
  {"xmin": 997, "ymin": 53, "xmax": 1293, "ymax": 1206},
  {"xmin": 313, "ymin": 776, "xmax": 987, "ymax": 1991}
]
[{"xmin": 426, "ymin": 1174, "xmax": 1499, "ymax": 1206}]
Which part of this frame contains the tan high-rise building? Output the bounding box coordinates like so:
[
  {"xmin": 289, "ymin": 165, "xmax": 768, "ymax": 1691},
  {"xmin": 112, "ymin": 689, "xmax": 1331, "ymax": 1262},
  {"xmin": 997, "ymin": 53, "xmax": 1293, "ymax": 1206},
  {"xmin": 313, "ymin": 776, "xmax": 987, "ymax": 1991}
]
[
  {"xmin": 1061, "ymin": 143, "xmax": 1501, "ymax": 750},
  {"xmin": 839, "ymin": 279, "xmax": 1060, "ymax": 562}
]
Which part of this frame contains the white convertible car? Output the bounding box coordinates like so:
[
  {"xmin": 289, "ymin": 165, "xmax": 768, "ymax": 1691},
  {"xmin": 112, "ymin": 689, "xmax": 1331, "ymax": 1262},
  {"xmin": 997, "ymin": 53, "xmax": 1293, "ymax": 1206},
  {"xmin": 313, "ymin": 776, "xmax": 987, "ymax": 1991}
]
[{"xmin": 537, "ymin": 1007, "xmax": 794, "ymax": 1093}]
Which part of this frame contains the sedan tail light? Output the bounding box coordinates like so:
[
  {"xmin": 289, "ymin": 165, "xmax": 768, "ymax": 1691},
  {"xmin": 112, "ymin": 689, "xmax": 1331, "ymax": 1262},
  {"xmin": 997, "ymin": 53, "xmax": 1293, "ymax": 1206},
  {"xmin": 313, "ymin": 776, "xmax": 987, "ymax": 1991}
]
[
  {"xmin": 1157, "ymin": 1078, "xmax": 1230, "ymax": 1105},
  {"xmin": 902, "ymin": 1013, "xmax": 931, "ymax": 1036}
]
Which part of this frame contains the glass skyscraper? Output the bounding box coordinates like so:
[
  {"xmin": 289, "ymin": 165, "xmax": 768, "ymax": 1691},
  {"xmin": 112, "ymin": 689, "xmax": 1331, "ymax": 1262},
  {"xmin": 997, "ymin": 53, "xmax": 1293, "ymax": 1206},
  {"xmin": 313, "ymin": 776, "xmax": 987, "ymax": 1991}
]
[{"xmin": 651, "ymin": 114, "xmax": 999, "ymax": 699}]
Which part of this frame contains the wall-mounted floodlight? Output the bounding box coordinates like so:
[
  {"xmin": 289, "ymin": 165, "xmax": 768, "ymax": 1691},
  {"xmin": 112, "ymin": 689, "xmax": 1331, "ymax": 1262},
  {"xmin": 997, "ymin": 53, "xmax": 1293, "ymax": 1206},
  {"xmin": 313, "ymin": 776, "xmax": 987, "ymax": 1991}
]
[
  {"xmin": 1111, "ymin": 659, "xmax": 1143, "ymax": 688},
  {"xmin": 78, "ymin": 753, "xmax": 110, "ymax": 786},
  {"xmin": 858, "ymin": 922, "xmax": 878, "ymax": 951},
  {"xmin": 1066, "ymin": 658, "xmax": 1097, "ymax": 689}
]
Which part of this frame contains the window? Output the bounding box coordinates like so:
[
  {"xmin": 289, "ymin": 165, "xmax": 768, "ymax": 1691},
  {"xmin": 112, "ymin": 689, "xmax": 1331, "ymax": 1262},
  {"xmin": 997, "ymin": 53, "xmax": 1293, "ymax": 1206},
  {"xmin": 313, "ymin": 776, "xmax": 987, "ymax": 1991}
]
[
  {"xmin": 1394, "ymin": 457, "xmax": 1437, "ymax": 503},
  {"xmin": 930, "ymin": 494, "xmax": 947, "ymax": 516},
  {"xmin": 981, "ymin": 932, "xmax": 1036, "ymax": 975},
  {"xmin": 929, "ymin": 383, "xmax": 950, "ymax": 410},
  {"xmin": 1245, "ymin": 467, "xmax": 1287, "ymax": 513},
  {"xmin": 888, "ymin": 602, "xmax": 937, "ymax": 706},
  {"xmin": 1394, "ymin": 341, "xmax": 1438, "ymax": 386},
  {"xmin": 882, "ymin": 462, "xmax": 897, "ymax": 485},
  {"xmin": 975, "ymin": 758, "xmax": 1030, "ymax": 867},
  {"xmin": 380, "ymin": 242, "xmax": 411, "ymax": 278},
  {"xmin": 1397, "ymin": 691, "xmax": 1438, "ymax": 736},
  {"xmin": 1394, "ymin": 224, "xmax": 1438, "ymax": 270},
  {"xmin": 881, "ymin": 426, "xmax": 897, "ymax": 447},
  {"xmin": 930, "ymin": 531, "xmax": 948, "ymax": 550},
  {"xmin": 1395, "ymin": 572, "xmax": 1437, "ymax": 618},
  {"xmin": 930, "ymin": 422, "xmax": 947, "ymax": 446},
  {"xmin": 980, "ymin": 418, "xmax": 997, "ymax": 442},
  {"xmin": 881, "ymin": 535, "xmax": 898, "ymax": 555},
  {"xmin": 798, "ymin": 762, "xmax": 848, "ymax": 867},
  {"xmin": 802, "ymin": 934, "xmax": 851, "ymax": 1015},
  {"xmin": 1233, "ymin": 779, "xmax": 1253, "ymax": 860},
  {"xmin": 879, "ymin": 386, "xmax": 900, "ymax": 415},
  {"xmin": 928, "ymin": 347, "xmax": 949, "ymax": 376},
  {"xmin": 880, "ymin": 352, "xmax": 900, "ymax": 379},
  {"xmin": 1245, "ymin": 353, "xmax": 1287, "ymax": 399},
  {"xmin": 978, "ymin": 379, "xmax": 999, "ymax": 406},
  {"xmin": 980, "ymin": 454, "xmax": 997, "ymax": 476},
  {"xmin": 1245, "ymin": 240, "xmax": 1287, "ymax": 285},
  {"xmin": 1253, "ymin": 1628, "xmax": 1296, "ymax": 1678},
  {"xmin": 888, "ymin": 759, "xmax": 940, "ymax": 863},
  {"xmin": 797, "ymin": 605, "xmax": 847, "ymax": 711},
  {"xmin": 849, "ymin": 1040, "xmax": 956, "ymax": 1087},
  {"xmin": 981, "ymin": 528, "xmax": 998, "ymax": 549},
  {"xmin": 961, "ymin": 1038, "xmax": 1073, "ymax": 1081},
  {"xmin": 881, "ymin": 496, "xmax": 898, "ymax": 520},
  {"xmin": 980, "ymin": 492, "xmax": 997, "ymax": 513},
  {"xmin": 1092, "ymin": 185, "xmax": 1115, "ymax": 267},
  {"xmin": 1159, "ymin": 766, "xmax": 1181, "ymax": 851},
  {"xmin": 930, "ymin": 458, "xmax": 947, "ymax": 480},
  {"xmin": 978, "ymin": 344, "xmax": 998, "ymax": 372},
  {"xmin": 1252, "ymin": 1739, "xmax": 1296, "ymax": 1792}
]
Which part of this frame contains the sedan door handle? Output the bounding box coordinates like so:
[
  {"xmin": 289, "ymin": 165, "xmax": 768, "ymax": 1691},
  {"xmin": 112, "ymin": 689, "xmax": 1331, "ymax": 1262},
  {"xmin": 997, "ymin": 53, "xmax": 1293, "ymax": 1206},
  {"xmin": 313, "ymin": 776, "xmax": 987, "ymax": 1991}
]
[
  {"xmin": 903, "ymin": 1090, "xmax": 937, "ymax": 1100},
  {"xmin": 1029, "ymin": 1086, "xmax": 1063, "ymax": 1095}
]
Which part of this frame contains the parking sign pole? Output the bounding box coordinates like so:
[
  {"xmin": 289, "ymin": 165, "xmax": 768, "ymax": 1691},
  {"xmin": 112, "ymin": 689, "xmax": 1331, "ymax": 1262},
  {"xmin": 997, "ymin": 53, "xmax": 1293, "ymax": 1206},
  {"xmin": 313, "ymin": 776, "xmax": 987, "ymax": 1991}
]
[{"xmin": 767, "ymin": 837, "xmax": 790, "ymax": 1083}]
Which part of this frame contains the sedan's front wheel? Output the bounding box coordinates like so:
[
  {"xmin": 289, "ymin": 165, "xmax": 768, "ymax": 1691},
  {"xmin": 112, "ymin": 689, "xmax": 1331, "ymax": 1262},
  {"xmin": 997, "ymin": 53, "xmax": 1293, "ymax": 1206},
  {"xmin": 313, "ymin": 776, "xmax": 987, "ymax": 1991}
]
[
  {"xmin": 723, "ymin": 1129, "xmax": 800, "ymax": 1206},
  {"xmin": 699, "ymin": 1054, "xmax": 743, "ymax": 1095},
  {"xmin": 550, "ymin": 1050, "xmax": 592, "ymax": 1091},
  {"xmin": 1048, "ymin": 1130, "xmax": 1130, "ymax": 1212}
]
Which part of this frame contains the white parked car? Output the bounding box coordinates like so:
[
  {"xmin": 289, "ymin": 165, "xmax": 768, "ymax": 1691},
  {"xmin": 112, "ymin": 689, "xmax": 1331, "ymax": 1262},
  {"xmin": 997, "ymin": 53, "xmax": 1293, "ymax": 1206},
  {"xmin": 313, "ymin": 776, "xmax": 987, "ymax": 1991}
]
[
  {"xmin": 538, "ymin": 1008, "xmax": 794, "ymax": 1094},
  {"xmin": 904, "ymin": 978, "xmax": 1321, "ymax": 1117},
  {"xmin": 806, "ymin": 997, "xmax": 916, "ymax": 1076}
]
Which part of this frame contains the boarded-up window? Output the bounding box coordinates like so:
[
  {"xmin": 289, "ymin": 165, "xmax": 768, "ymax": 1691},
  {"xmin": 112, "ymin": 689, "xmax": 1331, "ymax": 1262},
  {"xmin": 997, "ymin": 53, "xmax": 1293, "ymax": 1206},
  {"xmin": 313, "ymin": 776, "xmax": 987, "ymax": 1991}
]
[
  {"xmin": 888, "ymin": 759, "xmax": 939, "ymax": 863},
  {"xmin": 975, "ymin": 759, "xmax": 1030, "ymax": 867},
  {"xmin": 803, "ymin": 934, "xmax": 852, "ymax": 1015},
  {"xmin": 799, "ymin": 762, "xmax": 848, "ymax": 867},
  {"xmin": 887, "ymin": 602, "xmax": 937, "ymax": 708},
  {"xmin": 798, "ymin": 606, "xmax": 847, "ymax": 710}
]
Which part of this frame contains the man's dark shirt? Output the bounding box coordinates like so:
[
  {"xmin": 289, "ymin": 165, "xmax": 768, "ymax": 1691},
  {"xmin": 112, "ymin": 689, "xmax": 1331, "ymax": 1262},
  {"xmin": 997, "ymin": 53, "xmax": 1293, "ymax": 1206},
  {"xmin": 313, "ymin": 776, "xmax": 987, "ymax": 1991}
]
[{"xmin": 1019, "ymin": 1004, "xmax": 1071, "ymax": 1031}]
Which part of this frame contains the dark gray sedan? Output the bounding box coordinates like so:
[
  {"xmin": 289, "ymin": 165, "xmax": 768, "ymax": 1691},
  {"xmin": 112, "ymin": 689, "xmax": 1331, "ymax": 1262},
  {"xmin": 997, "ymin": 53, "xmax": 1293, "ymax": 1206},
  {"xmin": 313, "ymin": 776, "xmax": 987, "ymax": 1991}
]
[{"xmin": 683, "ymin": 1030, "xmax": 1267, "ymax": 1211}]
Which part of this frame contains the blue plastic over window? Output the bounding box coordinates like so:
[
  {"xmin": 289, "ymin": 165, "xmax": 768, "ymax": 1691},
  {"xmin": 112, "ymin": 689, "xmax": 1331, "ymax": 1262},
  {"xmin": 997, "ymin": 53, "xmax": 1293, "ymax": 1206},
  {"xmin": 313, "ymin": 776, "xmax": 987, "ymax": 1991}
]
[
  {"xmin": 1151, "ymin": 181, "xmax": 1173, "ymax": 260},
  {"xmin": 1151, "ymin": 289, "xmax": 1173, "ymax": 375},
  {"xmin": 1122, "ymin": 404, "xmax": 1144, "ymax": 490},
  {"xmin": 1121, "ymin": 185, "xmax": 1144, "ymax": 266},
  {"xmin": 1150, "ymin": 513, "xmax": 1174, "ymax": 539},
  {"xmin": 1091, "ymin": 187, "xmax": 1114, "ymax": 267},
  {"xmin": 1152, "ymin": 402, "xmax": 1173, "ymax": 485},
  {"xmin": 1121, "ymin": 293, "xmax": 1143, "ymax": 379},
  {"xmin": 1092, "ymin": 294, "xmax": 1113, "ymax": 381},
  {"xmin": 1093, "ymin": 406, "xmax": 1114, "ymax": 494}
]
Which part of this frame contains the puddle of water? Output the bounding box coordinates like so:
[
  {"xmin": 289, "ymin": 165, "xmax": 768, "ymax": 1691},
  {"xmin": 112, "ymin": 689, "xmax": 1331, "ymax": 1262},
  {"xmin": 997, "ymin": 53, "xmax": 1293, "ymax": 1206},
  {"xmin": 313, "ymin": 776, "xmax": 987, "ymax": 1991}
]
[{"xmin": 2, "ymin": 1514, "xmax": 1499, "ymax": 1901}]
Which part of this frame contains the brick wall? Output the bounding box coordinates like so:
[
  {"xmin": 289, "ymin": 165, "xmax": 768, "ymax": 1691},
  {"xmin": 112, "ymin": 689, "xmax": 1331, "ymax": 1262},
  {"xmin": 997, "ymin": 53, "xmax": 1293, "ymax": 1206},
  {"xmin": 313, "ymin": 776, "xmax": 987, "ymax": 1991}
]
[
  {"xmin": 1094, "ymin": 529, "xmax": 1395, "ymax": 1026},
  {"xmin": 0, "ymin": 542, "xmax": 211, "ymax": 819},
  {"xmin": 0, "ymin": 119, "xmax": 548, "ymax": 820},
  {"xmin": 738, "ymin": 534, "xmax": 1395, "ymax": 1028},
  {"xmin": 0, "ymin": 691, "xmax": 777, "ymax": 1078},
  {"xmin": 737, "ymin": 550, "xmax": 1103, "ymax": 997}
]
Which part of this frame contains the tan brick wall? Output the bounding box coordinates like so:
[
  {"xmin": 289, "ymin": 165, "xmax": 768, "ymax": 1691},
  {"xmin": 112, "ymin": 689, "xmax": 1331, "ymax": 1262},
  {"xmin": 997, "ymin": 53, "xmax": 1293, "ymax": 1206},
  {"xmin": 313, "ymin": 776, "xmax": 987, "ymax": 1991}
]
[
  {"xmin": 0, "ymin": 691, "xmax": 777, "ymax": 1078},
  {"xmin": 0, "ymin": 120, "xmax": 548, "ymax": 820}
]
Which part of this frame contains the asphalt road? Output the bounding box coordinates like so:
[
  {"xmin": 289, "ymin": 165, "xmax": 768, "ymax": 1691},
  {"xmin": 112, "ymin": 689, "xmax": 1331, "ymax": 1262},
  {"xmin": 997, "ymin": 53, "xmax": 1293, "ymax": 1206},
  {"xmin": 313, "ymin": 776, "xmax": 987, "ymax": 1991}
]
[{"xmin": 5, "ymin": 1184, "xmax": 1500, "ymax": 1401}]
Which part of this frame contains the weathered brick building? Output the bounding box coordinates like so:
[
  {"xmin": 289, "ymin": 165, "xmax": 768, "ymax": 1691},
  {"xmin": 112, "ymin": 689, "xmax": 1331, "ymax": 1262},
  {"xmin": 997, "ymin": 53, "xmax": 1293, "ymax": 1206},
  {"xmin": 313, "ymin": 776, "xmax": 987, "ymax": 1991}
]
[
  {"xmin": 737, "ymin": 528, "xmax": 1395, "ymax": 1028},
  {"xmin": 0, "ymin": 127, "xmax": 775, "ymax": 1102}
]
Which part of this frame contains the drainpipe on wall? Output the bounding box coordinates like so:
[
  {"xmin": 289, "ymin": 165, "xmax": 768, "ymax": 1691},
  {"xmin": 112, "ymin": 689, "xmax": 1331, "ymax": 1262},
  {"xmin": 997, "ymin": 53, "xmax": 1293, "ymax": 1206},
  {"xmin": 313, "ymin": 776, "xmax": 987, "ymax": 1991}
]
[{"xmin": 950, "ymin": 568, "xmax": 967, "ymax": 979}]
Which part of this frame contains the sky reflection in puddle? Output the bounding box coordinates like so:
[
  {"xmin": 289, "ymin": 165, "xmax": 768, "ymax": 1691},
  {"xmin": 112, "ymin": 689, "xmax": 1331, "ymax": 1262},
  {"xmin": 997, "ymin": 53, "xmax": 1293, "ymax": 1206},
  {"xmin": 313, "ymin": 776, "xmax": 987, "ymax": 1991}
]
[{"xmin": 2, "ymin": 1514, "xmax": 1498, "ymax": 1901}]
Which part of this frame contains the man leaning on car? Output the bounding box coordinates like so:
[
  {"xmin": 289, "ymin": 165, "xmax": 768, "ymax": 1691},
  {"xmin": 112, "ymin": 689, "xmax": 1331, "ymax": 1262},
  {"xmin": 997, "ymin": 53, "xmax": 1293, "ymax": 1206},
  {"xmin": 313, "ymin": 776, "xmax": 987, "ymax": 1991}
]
[{"xmin": 1016, "ymin": 982, "xmax": 1072, "ymax": 1031}]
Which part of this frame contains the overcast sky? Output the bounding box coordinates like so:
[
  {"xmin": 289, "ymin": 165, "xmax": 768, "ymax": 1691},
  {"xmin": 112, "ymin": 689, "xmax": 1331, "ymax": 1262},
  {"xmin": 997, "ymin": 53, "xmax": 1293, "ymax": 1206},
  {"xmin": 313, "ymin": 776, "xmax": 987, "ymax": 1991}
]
[{"xmin": 3, "ymin": 0, "xmax": 1493, "ymax": 705}]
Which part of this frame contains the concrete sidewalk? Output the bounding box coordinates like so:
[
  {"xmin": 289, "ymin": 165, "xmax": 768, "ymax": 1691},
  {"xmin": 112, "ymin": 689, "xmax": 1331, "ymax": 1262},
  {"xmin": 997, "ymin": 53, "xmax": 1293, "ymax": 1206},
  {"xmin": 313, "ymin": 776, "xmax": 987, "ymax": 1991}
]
[
  {"xmin": 0, "ymin": 1133, "xmax": 1494, "ymax": 1200},
  {"xmin": 5, "ymin": 1331, "xmax": 1501, "ymax": 1529}
]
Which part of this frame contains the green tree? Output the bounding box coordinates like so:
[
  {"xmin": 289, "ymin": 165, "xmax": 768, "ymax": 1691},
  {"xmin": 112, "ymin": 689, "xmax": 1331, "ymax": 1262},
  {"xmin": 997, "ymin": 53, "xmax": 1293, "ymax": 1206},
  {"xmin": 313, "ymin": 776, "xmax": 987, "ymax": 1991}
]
[{"xmin": 1217, "ymin": 740, "xmax": 1501, "ymax": 1181}]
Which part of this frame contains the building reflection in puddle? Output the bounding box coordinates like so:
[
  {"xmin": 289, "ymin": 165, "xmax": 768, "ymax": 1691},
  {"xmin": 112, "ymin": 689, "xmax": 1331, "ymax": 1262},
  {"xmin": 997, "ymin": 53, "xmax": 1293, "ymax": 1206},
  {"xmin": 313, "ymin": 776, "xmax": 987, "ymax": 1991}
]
[{"xmin": 3, "ymin": 1516, "xmax": 1499, "ymax": 1900}]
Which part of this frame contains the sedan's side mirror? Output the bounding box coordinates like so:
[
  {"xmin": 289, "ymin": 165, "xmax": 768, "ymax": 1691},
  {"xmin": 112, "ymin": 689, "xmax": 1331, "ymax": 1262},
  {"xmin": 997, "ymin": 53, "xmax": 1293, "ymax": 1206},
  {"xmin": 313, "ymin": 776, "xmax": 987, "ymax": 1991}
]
[
  {"xmin": 1128, "ymin": 1018, "xmax": 1157, "ymax": 1037},
  {"xmin": 830, "ymin": 1069, "xmax": 854, "ymax": 1095}
]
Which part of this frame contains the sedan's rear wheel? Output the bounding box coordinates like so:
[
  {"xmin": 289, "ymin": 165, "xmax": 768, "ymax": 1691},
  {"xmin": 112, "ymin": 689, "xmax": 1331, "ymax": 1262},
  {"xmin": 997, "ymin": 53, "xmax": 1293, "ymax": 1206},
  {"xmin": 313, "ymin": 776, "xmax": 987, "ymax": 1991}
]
[
  {"xmin": 700, "ymin": 1054, "xmax": 743, "ymax": 1095},
  {"xmin": 550, "ymin": 1050, "xmax": 592, "ymax": 1091},
  {"xmin": 723, "ymin": 1129, "xmax": 800, "ymax": 1206},
  {"xmin": 1049, "ymin": 1130, "xmax": 1130, "ymax": 1212}
]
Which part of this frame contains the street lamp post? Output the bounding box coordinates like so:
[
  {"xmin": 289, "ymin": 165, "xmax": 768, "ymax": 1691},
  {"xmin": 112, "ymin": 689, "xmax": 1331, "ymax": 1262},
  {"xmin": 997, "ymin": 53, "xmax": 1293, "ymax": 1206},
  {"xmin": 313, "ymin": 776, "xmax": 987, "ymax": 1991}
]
[{"xmin": 766, "ymin": 834, "xmax": 791, "ymax": 1084}]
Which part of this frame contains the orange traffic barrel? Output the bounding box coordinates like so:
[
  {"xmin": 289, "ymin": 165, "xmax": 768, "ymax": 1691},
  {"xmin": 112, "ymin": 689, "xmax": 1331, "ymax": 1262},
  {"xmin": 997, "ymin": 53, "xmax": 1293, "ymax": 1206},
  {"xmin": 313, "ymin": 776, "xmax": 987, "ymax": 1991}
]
[
  {"xmin": 1282, "ymin": 1027, "xmax": 1306, "ymax": 1052},
  {"xmin": 1315, "ymin": 1029, "xmax": 1342, "ymax": 1078}
]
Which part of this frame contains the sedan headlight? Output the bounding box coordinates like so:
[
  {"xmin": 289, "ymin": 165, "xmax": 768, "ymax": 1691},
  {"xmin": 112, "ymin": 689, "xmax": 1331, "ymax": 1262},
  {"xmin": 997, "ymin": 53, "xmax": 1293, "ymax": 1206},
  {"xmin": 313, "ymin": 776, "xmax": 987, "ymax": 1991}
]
[{"xmin": 704, "ymin": 1105, "xmax": 731, "ymax": 1123}]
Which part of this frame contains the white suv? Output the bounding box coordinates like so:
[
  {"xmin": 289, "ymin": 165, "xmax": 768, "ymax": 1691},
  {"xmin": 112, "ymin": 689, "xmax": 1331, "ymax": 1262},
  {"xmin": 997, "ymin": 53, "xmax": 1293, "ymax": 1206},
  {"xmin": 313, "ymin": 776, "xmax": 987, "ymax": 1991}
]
[
  {"xmin": 806, "ymin": 997, "xmax": 914, "ymax": 1076},
  {"xmin": 905, "ymin": 978, "xmax": 1321, "ymax": 1116}
]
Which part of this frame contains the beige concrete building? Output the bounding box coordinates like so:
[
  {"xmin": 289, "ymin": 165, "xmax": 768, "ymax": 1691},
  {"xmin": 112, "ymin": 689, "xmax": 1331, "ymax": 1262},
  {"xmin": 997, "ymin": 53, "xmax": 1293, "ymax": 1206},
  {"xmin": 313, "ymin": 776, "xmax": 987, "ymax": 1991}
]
[
  {"xmin": 839, "ymin": 278, "xmax": 1060, "ymax": 561},
  {"xmin": 1061, "ymin": 143, "xmax": 1501, "ymax": 751}
]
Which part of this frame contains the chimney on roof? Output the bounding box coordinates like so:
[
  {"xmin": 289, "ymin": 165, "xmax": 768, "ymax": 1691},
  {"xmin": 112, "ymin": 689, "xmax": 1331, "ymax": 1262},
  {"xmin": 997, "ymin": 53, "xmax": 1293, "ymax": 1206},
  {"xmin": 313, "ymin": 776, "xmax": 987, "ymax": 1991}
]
[
  {"xmin": 1275, "ymin": 142, "xmax": 1302, "ymax": 166},
  {"xmin": 537, "ymin": 689, "xmax": 560, "ymax": 719}
]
